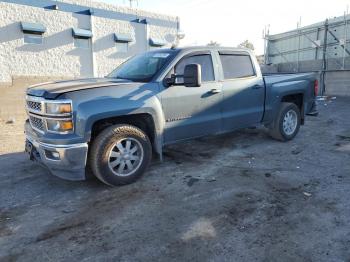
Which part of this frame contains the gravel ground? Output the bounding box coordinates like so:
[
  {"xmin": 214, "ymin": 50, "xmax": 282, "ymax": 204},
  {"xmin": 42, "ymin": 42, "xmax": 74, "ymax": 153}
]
[{"xmin": 0, "ymin": 97, "xmax": 349, "ymax": 262}]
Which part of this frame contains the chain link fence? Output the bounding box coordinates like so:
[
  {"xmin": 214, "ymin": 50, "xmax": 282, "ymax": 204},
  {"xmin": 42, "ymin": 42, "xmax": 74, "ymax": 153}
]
[{"xmin": 264, "ymin": 14, "xmax": 350, "ymax": 95}]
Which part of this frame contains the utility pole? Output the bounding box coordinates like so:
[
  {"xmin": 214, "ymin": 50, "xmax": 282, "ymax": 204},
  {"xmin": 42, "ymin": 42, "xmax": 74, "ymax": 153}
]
[
  {"xmin": 125, "ymin": 0, "xmax": 138, "ymax": 8},
  {"xmin": 321, "ymin": 19, "xmax": 329, "ymax": 95}
]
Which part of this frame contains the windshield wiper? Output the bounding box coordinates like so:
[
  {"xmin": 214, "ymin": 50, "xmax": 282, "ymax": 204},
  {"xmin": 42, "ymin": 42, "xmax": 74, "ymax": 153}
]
[{"xmin": 106, "ymin": 76, "xmax": 131, "ymax": 81}]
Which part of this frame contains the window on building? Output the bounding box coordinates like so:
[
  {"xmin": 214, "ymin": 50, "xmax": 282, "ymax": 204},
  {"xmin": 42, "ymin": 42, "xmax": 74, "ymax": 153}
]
[
  {"xmin": 114, "ymin": 33, "xmax": 132, "ymax": 53},
  {"xmin": 74, "ymin": 37, "xmax": 90, "ymax": 49},
  {"xmin": 72, "ymin": 28, "xmax": 92, "ymax": 49},
  {"xmin": 175, "ymin": 54, "xmax": 215, "ymax": 82},
  {"xmin": 149, "ymin": 38, "xmax": 166, "ymax": 50},
  {"xmin": 21, "ymin": 22, "xmax": 46, "ymax": 45},
  {"xmin": 116, "ymin": 42, "xmax": 128, "ymax": 53},
  {"xmin": 219, "ymin": 54, "xmax": 255, "ymax": 79},
  {"xmin": 24, "ymin": 33, "xmax": 43, "ymax": 44}
]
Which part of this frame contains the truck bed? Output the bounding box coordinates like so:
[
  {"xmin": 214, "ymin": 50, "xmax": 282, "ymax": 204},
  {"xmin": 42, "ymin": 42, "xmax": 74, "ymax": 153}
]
[
  {"xmin": 261, "ymin": 72, "xmax": 318, "ymax": 123},
  {"xmin": 263, "ymin": 73, "xmax": 317, "ymax": 86}
]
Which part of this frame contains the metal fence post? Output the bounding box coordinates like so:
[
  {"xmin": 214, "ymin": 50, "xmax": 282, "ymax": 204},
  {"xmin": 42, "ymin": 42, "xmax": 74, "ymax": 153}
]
[
  {"xmin": 321, "ymin": 19, "xmax": 329, "ymax": 95},
  {"xmin": 343, "ymin": 8, "xmax": 348, "ymax": 70},
  {"xmin": 263, "ymin": 25, "xmax": 270, "ymax": 65},
  {"xmin": 297, "ymin": 29, "xmax": 300, "ymax": 72}
]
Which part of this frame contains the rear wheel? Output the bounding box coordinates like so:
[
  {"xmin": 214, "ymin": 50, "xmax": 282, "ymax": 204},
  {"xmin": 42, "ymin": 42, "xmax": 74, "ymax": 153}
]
[
  {"xmin": 89, "ymin": 124, "xmax": 152, "ymax": 186},
  {"xmin": 269, "ymin": 102, "xmax": 301, "ymax": 141}
]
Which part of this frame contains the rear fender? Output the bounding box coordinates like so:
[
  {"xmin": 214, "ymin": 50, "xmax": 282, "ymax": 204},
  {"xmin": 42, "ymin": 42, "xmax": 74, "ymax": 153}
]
[{"xmin": 264, "ymin": 80, "xmax": 307, "ymax": 125}]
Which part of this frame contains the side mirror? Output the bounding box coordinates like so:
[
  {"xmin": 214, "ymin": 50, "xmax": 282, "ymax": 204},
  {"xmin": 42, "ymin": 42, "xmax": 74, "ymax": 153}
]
[
  {"xmin": 163, "ymin": 75, "xmax": 175, "ymax": 87},
  {"xmin": 184, "ymin": 64, "xmax": 201, "ymax": 87}
]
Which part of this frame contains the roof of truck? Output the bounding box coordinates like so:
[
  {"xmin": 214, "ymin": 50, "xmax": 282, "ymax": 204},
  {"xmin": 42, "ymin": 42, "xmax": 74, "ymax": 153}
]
[
  {"xmin": 171, "ymin": 46, "xmax": 253, "ymax": 53},
  {"xmin": 147, "ymin": 46, "xmax": 252, "ymax": 53}
]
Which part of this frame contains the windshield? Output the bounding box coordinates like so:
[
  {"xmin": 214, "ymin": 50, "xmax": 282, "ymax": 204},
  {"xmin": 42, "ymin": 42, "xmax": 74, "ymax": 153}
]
[{"xmin": 108, "ymin": 50, "xmax": 177, "ymax": 82}]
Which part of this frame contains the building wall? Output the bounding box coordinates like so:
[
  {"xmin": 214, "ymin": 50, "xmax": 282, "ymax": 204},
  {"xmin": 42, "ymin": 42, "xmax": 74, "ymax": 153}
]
[
  {"xmin": 92, "ymin": 15, "xmax": 134, "ymax": 78},
  {"xmin": 325, "ymin": 70, "xmax": 350, "ymax": 96},
  {"xmin": 0, "ymin": 0, "xmax": 178, "ymax": 84}
]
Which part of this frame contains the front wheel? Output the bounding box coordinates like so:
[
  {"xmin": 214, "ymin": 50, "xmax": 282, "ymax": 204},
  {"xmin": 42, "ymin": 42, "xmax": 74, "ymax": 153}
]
[
  {"xmin": 89, "ymin": 124, "xmax": 152, "ymax": 186},
  {"xmin": 269, "ymin": 102, "xmax": 301, "ymax": 141}
]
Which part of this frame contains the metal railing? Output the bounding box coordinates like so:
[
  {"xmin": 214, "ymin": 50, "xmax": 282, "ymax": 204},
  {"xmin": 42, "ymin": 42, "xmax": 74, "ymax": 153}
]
[{"xmin": 264, "ymin": 10, "xmax": 350, "ymax": 94}]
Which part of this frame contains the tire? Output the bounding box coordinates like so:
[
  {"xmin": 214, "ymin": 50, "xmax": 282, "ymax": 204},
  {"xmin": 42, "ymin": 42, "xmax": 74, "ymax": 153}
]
[
  {"xmin": 89, "ymin": 124, "xmax": 152, "ymax": 186},
  {"xmin": 269, "ymin": 102, "xmax": 301, "ymax": 141}
]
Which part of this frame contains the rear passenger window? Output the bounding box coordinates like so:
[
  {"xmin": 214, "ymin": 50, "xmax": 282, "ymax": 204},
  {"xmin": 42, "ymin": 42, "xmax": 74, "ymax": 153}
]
[
  {"xmin": 175, "ymin": 54, "xmax": 215, "ymax": 82},
  {"xmin": 220, "ymin": 54, "xmax": 255, "ymax": 79}
]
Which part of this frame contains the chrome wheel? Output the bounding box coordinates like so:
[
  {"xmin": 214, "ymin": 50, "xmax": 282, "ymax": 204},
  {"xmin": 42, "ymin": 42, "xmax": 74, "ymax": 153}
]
[
  {"xmin": 283, "ymin": 109, "xmax": 298, "ymax": 136},
  {"xmin": 108, "ymin": 138, "xmax": 144, "ymax": 177}
]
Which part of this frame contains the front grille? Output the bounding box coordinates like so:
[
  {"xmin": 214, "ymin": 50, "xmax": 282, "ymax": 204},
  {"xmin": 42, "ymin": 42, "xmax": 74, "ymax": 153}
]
[
  {"xmin": 29, "ymin": 115, "xmax": 44, "ymax": 132},
  {"xmin": 27, "ymin": 100, "xmax": 42, "ymax": 112}
]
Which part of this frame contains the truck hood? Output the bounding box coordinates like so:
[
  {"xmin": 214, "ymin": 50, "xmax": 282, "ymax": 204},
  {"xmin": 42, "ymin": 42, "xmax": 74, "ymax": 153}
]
[{"xmin": 26, "ymin": 78, "xmax": 139, "ymax": 99}]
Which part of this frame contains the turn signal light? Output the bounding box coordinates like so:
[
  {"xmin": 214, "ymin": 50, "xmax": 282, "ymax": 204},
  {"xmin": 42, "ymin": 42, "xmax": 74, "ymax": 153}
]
[{"xmin": 314, "ymin": 79, "xmax": 319, "ymax": 96}]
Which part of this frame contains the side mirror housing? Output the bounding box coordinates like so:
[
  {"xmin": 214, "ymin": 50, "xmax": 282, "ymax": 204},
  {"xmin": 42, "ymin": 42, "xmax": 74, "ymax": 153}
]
[
  {"xmin": 163, "ymin": 75, "xmax": 175, "ymax": 87},
  {"xmin": 184, "ymin": 64, "xmax": 201, "ymax": 87},
  {"xmin": 163, "ymin": 63, "xmax": 202, "ymax": 88}
]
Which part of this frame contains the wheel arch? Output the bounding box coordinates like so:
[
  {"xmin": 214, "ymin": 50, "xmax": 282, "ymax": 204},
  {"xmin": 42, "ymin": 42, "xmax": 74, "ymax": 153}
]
[
  {"xmin": 89, "ymin": 113, "xmax": 161, "ymax": 154},
  {"xmin": 281, "ymin": 93, "xmax": 305, "ymax": 124}
]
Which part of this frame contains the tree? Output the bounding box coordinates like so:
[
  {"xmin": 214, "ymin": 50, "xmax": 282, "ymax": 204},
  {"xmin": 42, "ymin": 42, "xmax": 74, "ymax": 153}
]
[
  {"xmin": 237, "ymin": 40, "xmax": 255, "ymax": 50},
  {"xmin": 207, "ymin": 40, "xmax": 220, "ymax": 47}
]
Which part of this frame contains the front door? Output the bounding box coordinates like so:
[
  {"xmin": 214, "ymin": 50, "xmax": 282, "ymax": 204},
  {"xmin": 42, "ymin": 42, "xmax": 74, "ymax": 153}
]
[{"xmin": 160, "ymin": 52, "xmax": 223, "ymax": 143}]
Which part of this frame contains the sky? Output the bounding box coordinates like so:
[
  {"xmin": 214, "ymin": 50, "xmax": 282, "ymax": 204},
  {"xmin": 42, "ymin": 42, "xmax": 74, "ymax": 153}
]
[{"xmin": 99, "ymin": 0, "xmax": 350, "ymax": 54}]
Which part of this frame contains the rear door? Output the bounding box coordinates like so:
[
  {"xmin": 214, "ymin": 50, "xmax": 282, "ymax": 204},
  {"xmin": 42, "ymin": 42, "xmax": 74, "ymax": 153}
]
[
  {"xmin": 160, "ymin": 51, "xmax": 223, "ymax": 143},
  {"xmin": 217, "ymin": 51, "xmax": 265, "ymax": 131}
]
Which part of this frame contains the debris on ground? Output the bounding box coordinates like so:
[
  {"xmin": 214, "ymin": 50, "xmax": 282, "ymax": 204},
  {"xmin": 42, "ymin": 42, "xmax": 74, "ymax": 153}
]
[
  {"xmin": 303, "ymin": 192, "xmax": 312, "ymax": 197},
  {"xmin": 206, "ymin": 177, "xmax": 217, "ymax": 182},
  {"xmin": 187, "ymin": 177, "xmax": 200, "ymax": 187},
  {"xmin": 265, "ymin": 173, "xmax": 271, "ymax": 178},
  {"xmin": 337, "ymin": 131, "xmax": 350, "ymax": 141},
  {"xmin": 317, "ymin": 96, "xmax": 337, "ymax": 101},
  {"xmin": 62, "ymin": 208, "xmax": 76, "ymax": 214},
  {"xmin": 336, "ymin": 143, "xmax": 350, "ymax": 152},
  {"xmin": 292, "ymin": 148, "xmax": 303, "ymax": 155},
  {"xmin": 327, "ymin": 119, "xmax": 335, "ymax": 125},
  {"xmin": 5, "ymin": 118, "xmax": 15, "ymax": 124}
]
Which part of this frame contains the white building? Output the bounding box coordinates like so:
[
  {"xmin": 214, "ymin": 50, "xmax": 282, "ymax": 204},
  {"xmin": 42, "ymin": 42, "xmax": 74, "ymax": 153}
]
[{"xmin": 0, "ymin": 0, "xmax": 180, "ymax": 85}]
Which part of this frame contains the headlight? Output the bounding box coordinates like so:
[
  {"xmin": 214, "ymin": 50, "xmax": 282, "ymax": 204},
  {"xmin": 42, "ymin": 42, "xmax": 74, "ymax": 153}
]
[
  {"xmin": 46, "ymin": 102, "xmax": 72, "ymax": 115},
  {"xmin": 46, "ymin": 119, "xmax": 73, "ymax": 133}
]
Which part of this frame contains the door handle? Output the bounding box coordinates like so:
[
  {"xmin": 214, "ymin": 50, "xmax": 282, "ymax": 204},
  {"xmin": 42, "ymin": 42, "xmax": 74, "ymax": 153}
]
[
  {"xmin": 209, "ymin": 88, "xmax": 221, "ymax": 94},
  {"xmin": 252, "ymin": 85, "xmax": 263, "ymax": 89}
]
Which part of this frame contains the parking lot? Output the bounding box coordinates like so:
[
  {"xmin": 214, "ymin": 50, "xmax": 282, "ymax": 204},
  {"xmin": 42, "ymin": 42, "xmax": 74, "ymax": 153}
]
[{"xmin": 0, "ymin": 96, "xmax": 350, "ymax": 262}]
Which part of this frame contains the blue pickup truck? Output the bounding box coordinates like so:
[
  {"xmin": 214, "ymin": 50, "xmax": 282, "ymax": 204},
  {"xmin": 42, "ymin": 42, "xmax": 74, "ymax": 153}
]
[{"xmin": 25, "ymin": 46, "xmax": 318, "ymax": 186}]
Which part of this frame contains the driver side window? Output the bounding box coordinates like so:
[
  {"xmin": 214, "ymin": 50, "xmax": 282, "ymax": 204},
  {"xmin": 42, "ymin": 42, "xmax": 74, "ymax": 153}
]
[{"xmin": 174, "ymin": 54, "xmax": 215, "ymax": 83}]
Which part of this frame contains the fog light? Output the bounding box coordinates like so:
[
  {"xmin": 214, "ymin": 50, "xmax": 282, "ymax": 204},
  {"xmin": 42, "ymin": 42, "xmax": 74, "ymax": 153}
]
[
  {"xmin": 45, "ymin": 150, "xmax": 60, "ymax": 160},
  {"xmin": 52, "ymin": 152, "xmax": 60, "ymax": 159}
]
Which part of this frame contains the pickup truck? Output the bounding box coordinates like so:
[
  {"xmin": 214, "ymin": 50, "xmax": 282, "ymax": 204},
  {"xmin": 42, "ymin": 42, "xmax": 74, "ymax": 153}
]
[{"xmin": 25, "ymin": 46, "xmax": 318, "ymax": 186}]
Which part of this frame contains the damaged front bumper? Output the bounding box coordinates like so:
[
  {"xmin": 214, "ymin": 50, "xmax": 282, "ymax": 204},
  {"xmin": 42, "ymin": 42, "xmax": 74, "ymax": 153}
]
[{"xmin": 25, "ymin": 122, "xmax": 88, "ymax": 181}]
